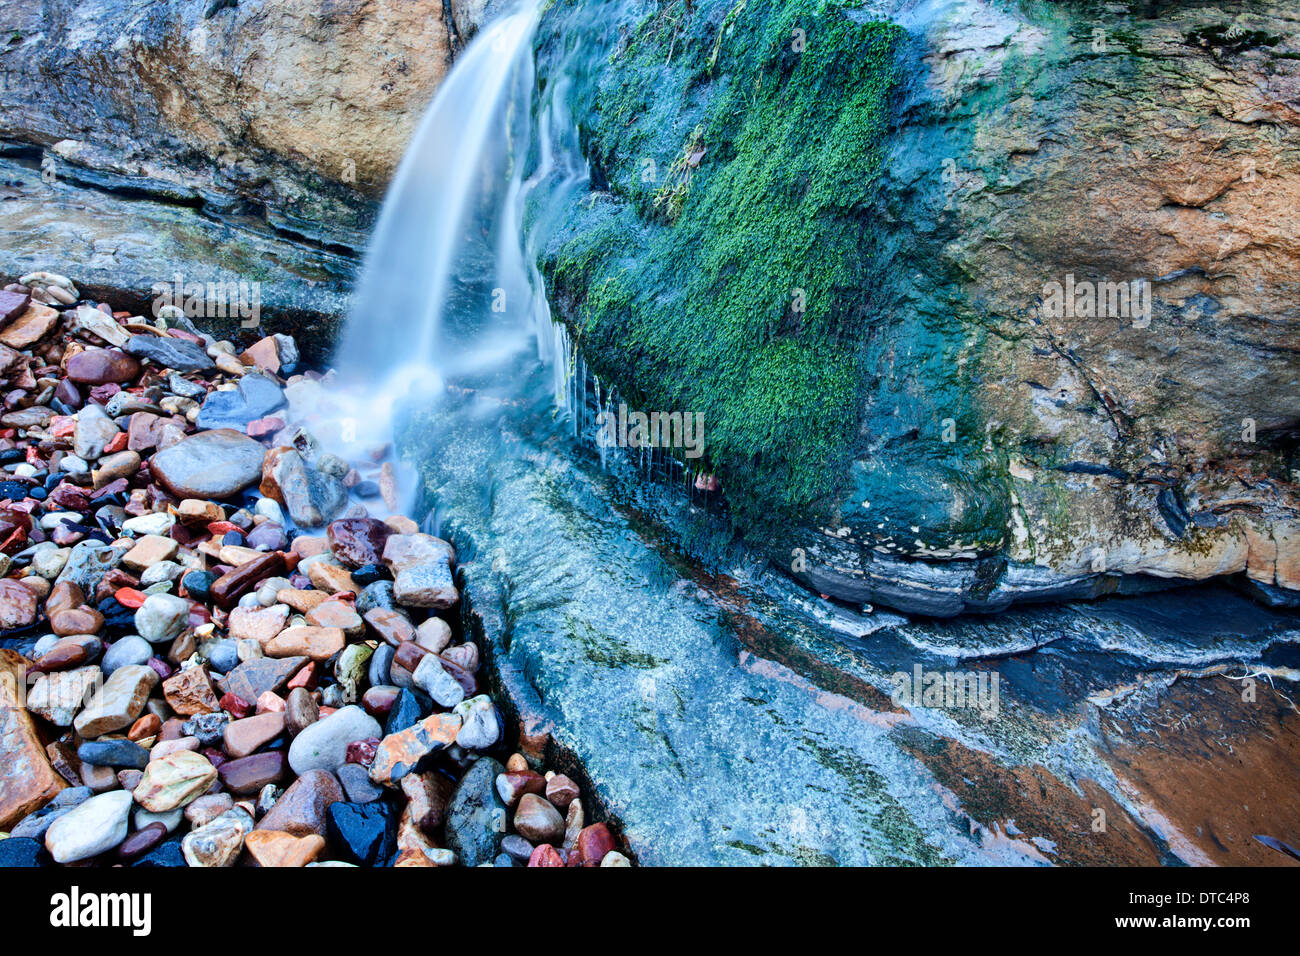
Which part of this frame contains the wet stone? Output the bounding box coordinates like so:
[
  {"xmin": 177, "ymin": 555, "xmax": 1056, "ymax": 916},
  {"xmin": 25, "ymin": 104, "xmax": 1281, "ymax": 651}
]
[
  {"xmin": 196, "ymin": 373, "xmax": 285, "ymax": 430},
  {"xmin": 149, "ymin": 429, "xmax": 266, "ymax": 500},
  {"xmin": 326, "ymin": 800, "xmax": 399, "ymax": 867},
  {"xmin": 255, "ymin": 769, "xmax": 343, "ymax": 838},
  {"xmin": 76, "ymin": 738, "xmax": 149, "ymax": 769},
  {"xmin": 443, "ymin": 757, "xmax": 507, "ymax": 868}
]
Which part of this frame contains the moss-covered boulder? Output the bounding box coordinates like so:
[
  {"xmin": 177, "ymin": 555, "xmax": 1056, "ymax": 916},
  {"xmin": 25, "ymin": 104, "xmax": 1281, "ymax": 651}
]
[{"xmin": 537, "ymin": 0, "xmax": 1300, "ymax": 614}]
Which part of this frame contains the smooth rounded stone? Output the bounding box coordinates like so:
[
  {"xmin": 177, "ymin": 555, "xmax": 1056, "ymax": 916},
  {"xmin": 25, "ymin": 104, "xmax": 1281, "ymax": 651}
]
[
  {"xmin": 500, "ymin": 833, "xmax": 535, "ymax": 865},
  {"xmin": 182, "ymin": 807, "xmax": 254, "ymax": 867},
  {"xmin": 32, "ymin": 635, "xmax": 61, "ymax": 657},
  {"xmin": 401, "ymin": 771, "xmax": 455, "ymax": 834},
  {"xmin": 362, "ymin": 685, "xmax": 400, "ymax": 719},
  {"xmin": 43, "ymin": 790, "xmax": 133, "ymax": 863},
  {"xmin": 66, "ymin": 348, "xmax": 140, "ymax": 385},
  {"xmin": 441, "ymin": 642, "xmax": 479, "ymax": 674},
  {"xmin": 29, "ymin": 542, "xmax": 70, "ymax": 579},
  {"xmin": 223, "ymin": 711, "xmax": 285, "ymax": 759},
  {"xmin": 102, "ymin": 634, "xmax": 152, "ymax": 675},
  {"xmin": 600, "ymin": 850, "xmax": 632, "ymax": 867},
  {"xmin": 326, "ymin": 518, "xmax": 393, "ymax": 569},
  {"xmin": 73, "ymin": 406, "xmax": 121, "ymax": 462},
  {"xmin": 50, "ymin": 605, "xmax": 105, "ymax": 637},
  {"xmin": 363, "ymin": 607, "xmax": 414, "ymax": 646},
  {"xmin": 255, "ymin": 577, "xmax": 293, "ymax": 606},
  {"xmin": 455, "ymin": 696, "xmax": 501, "ymax": 750},
  {"xmin": 133, "ymin": 750, "xmax": 219, "ymax": 812},
  {"xmin": 77, "ymin": 738, "xmax": 149, "ymax": 769},
  {"xmin": 117, "ymin": 768, "xmax": 144, "ymax": 791},
  {"xmin": 122, "ymin": 511, "xmax": 175, "ymax": 536},
  {"xmin": 368, "ymin": 643, "xmax": 394, "ymax": 688},
  {"xmin": 184, "ymin": 793, "xmax": 234, "ymax": 829},
  {"xmin": 196, "ymin": 373, "xmax": 284, "ymax": 430},
  {"xmin": 306, "ymin": 599, "xmax": 363, "ymax": 637},
  {"xmin": 130, "ymin": 836, "xmax": 187, "ymax": 867},
  {"xmin": 444, "ymin": 757, "xmax": 507, "ymax": 868},
  {"xmin": 139, "ymin": 560, "xmax": 184, "ymax": 587},
  {"xmin": 514, "ymin": 793, "xmax": 565, "ymax": 846},
  {"xmin": 116, "ymin": 821, "xmax": 169, "ymax": 862},
  {"xmin": 495, "ymin": 770, "xmax": 546, "ymax": 808},
  {"xmin": 545, "ymin": 774, "xmax": 580, "ymax": 811},
  {"xmin": 255, "ymin": 769, "xmax": 343, "ymax": 837},
  {"xmin": 203, "ymin": 637, "xmax": 239, "ymax": 673},
  {"xmin": 218, "ymin": 751, "xmax": 289, "ymax": 795},
  {"xmin": 412, "ymin": 653, "xmax": 465, "ymax": 708},
  {"xmin": 26, "ymin": 665, "xmax": 101, "ymax": 725},
  {"xmin": 254, "ymin": 498, "xmax": 285, "ymax": 524},
  {"xmin": 181, "ymin": 570, "xmax": 216, "ymax": 602},
  {"xmin": 124, "ymin": 334, "xmax": 216, "ymax": 372},
  {"xmin": 134, "ymin": 806, "xmax": 185, "ymax": 834},
  {"xmin": 134, "ymin": 592, "xmax": 190, "ymax": 644},
  {"xmin": 326, "ymin": 800, "xmax": 399, "ymax": 867},
  {"xmin": 576, "ymin": 823, "xmax": 618, "ymax": 866},
  {"xmin": 74, "ymin": 663, "xmax": 158, "ymax": 738},
  {"xmin": 82, "ymin": 763, "xmax": 118, "ymax": 791},
  {"xmin": 256, "ymin": 783, "xmax": 281, "ymax": 818},
  {"xmin": 265, "ymin": 625, "xmax": 344, "ymax": 662},
  {"xmin": 415, "ymin": 617, "xmax": 452, "ymax": 654},
  {"xmin": 0, "ymin": 577, "xmax": 38, "ymax": 628},
  {"xmin": 0, "ymin": 836, "xmax": 51, "ymax": 867},
  {"xmin": 149, "ymin": 429, "xmax": 265, "ymax": 499},
  {"xmin": 287, "ymin": 704, "xmax": 381, "ymax": 775},
  {"xmin": 284, "ymin": 686, "xmax": 319, "ymax": 737},
  {"xmin": 337, "ymin": 762, "xmax": 383, "ymax": 804}
]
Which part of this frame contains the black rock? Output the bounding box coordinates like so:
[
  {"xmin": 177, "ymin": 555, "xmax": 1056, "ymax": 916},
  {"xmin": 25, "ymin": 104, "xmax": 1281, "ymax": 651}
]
[
  {"xmin": 196, "ymin": 373, "xmax": 284, "ymax": 430},
  {"xmin": 182, "ymin": 569, "xmax": 217, "ymax": 602},
  {"xmin": 124, "ymin": 334, "xmax": 216, "ymax": 373},
  {"xmin": 443, "ymin": 757, "xmax": 507, "ymax": 868},
  {"xmin": 95, "ymin": 597, "xmax": 138, "ymax": 634},
  {"xmin": 77, "ymin": 738, "xmax": 149, "ymax": 769},
  {"xmin": 351, "ymin": 563, "xmax": 388, "ymax": 587},
  {"xmin": 131, "ymin": 837, "xmax": 187, "ymax": 867},
  {"xmin": 0, "ymin": 837, "xmax": 51, "ymax": 867},
  {"xmin": 384, "ymin": 688, "xmax": 426, "ymax": 736},
  {"xmin": 326, "ymin": 800, "xmax": 400, "ymax": 867}
]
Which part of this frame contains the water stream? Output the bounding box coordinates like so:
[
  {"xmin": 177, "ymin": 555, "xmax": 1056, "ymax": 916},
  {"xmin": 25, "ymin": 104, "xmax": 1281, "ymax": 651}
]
[{"xmin": 333, "ymin": 2, "xmax": 1300, "ymax": 866}]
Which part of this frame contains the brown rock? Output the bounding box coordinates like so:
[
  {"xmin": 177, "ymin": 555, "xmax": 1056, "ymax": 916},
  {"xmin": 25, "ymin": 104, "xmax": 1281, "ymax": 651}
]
[
  {"xmin": 305, "ymin": 600, "xmax": 362, "ymax": 637},
  {"xmin": 0, "ymin": 303, "xmax": 58, "ymax": 349},
  {"xmin": 276, "ymin": 587, "xmax": 329, "ymax": 613},
  {"xmin": 244, "ymin": 829, "xmax": 324, "ymax": 867},
  {"xmin": 0, "ymin": 649, "xmax": 66, "ymax": 828},
  {"xmin": 514, "ymin": 793, "xmax": 565, "ymax": 845},
  {"xmin": 74, "ymin": 663, "xmax": 158, "ymax": 738},
  {"xmin": 495, "ymin": 769, "xmax": 546, "ymax": 807},
  {"xmin": 163, "ymin": 666, "xmax": 220, "ymax": 715},
  {"xmin": 326, "ymin": 518, "xmax": 393, "ymax": 569},
  {"xmin": 364, "ymin": 607, "xmax": 414, "ymax": 646},
  {"xmin": 49, "ymin": 605, "xmax": 104, "ymax": 636},
  {"xmin": 45, "ymin": 581, "xmax": 85, "ymax": 618},
  {"xmin": 264, "ymin": 625, "xmax": 345, "ymax": 661},
  {"xmin": 122, "ymin": 534, "xmax": 179, "ymax": 572},
  {"xmin": 576, "ymin": 823, "xmax": 617, "ymax": 866},
  {"xmin": 545, "ymin": 774, "xmax": 580, "ymax": 811},
  {"xmin": 255, "ymin": 768, "xmax": 343, "ymax": 837},
  {"xmin": 307, "ymin": 562, "xmax": 357, "ymax": 595},
  {"xmin": 284, "ymin": 686, "xmax": 319, "ymax": 737},
  {"xmin": 223, "ymin": 711, "xmax": 285, "ymax": 759},
  {"xmin": 217, "ymin": 751, "xmax": 288, "ymax": 795},
  {"xmin": 210, "ymin": 550, "xmax": 287, "ymax": 608},
  {"xmin": 66, "ymin": 348, "xmax": 141, "ymax": 385},
  {"xmin": 401, "ymin": 771, "xmax": 456, "ymax": 833}
]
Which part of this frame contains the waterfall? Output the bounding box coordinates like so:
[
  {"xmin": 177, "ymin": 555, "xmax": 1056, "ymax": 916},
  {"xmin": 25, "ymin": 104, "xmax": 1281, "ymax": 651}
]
[{"xmin": 334, "ymin": 0, "xmax": 548, "ymax": 395}]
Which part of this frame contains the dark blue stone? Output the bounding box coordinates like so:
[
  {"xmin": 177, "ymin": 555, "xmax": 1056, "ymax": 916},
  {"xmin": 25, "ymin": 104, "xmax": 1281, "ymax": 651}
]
[
  {"xmin": 221, "ymin": 530, "xmax": 245, "ymax": 547},
  {"xmin": 326, "ymin": 800, "xmax": 400, "ymax": 867},
  {"xmin": 131, "ymin": 837, "xmax": 187, "ymax": 867},
  {"xmin": 385, "ymin": 688, "xmax": 426, "ymax": 736},
  {"xmin": 353, "ymin": 481, "xmax": 381, "ymax": 499},
  {"xmin": 0, "ymin": 480, "xmax": 32, "ymax": 500},
  {"xmin": 0, "ymin": 837, "xmax": 50, "ymax": 867},
  {"xmin": 351, "ymin": 563, "xmax": 388, "ymax": 586},
  {"xmin": 182, "ymin": 569, "xmax": 217, "ymax": 602},
  {"xmin": 77, "ymin": 738, "xmax": 149, "ymax": 769}
]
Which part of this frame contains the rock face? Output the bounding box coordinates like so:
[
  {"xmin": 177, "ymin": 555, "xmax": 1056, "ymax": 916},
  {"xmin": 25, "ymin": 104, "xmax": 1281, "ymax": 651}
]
[{"xmin": 537, "ymin": 0, "xmax": 1300, "ymax": 614}]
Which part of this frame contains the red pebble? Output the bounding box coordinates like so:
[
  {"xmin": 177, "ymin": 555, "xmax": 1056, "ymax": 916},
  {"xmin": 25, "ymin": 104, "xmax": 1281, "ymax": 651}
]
[
  {"xmin": 287, "ymin": 662, "xmax": 316, "ymax": 689},
  {"xmin": 220, "ymin": 692, "xmax": 253, "ymax": 719},
  {"xmin": 246, "ymin": 416, "xmax": 283, "ymax": 439},
  {"xmin": 114, "ymin": 587, "xmax": 147, "ymax": 609},
  {"xmin": 528, "ymin": 844, "xmax": 565, "ymax": 867},
  {"xmin": 576, "ymin": 823, "xmax": 616, "ymax": 866},
  {"xmin": 146, "ymin": 657, "xmax": 172, "ymax": 681},
  {"xmin": 345, "ymin": 738, "xmax": 380, "ymax": 766},
  {"xmin": 103, "ymin": 431, "xmax": 129, "ymax": 454},
  {"xmin": 206, "ymin": 521, "xmax": 240, "ymax": 535}
]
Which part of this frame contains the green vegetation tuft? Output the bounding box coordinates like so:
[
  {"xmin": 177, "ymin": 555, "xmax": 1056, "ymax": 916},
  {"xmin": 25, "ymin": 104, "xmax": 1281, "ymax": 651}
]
[{"xmin": 546, "ymin": 0, "xmax": 903, "ymax": 532}]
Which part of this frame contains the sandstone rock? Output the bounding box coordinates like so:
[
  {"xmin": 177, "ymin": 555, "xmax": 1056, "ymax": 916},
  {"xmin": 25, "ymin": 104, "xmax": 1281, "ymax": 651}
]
[
  {"xmin": 264, "ymin": 625, "xmax": 344, "ymax": 661},
  {"xmin": 26, "ymin": 666, "xmax": 101, "ymax": 726},
  {"xmin": 133, "ymin": 750, "xmax": 218, "ymax": 812},
  {"xmin": 162, "ymin": 666, "xmax": 219, "ymax": 715},
  {"xmin": 66, "ymin": 348, "xmax": 140, "ymax": 385},
  {"xmin": 0, "ymin": 578, "xmax": 38, "ymax": 628},
  {"xmin": 0, "ymin": 649, "xmax": 67, "ymax": 828},
  {"xmin": 135, "ymin": 592, "xmax": 191, "ymax": 645},
  {"xmin": 369, "ymin": 712, "xmax": 461, "ymax": 787},
  {"xmin": 255, "ymin": 769, "xmax": 343, "ymax": 837},
  {"xmin": 73, "ymin": 663, "xmax": 158, "ymax": 738},
  {"xmin": 228, "ymin": 603, "xmax": 290, "ymax": 644},
  {"xmin": 122, "ymin": 534, "xmax": 179, "ymax": 572},
  {"xmin": 514, "ymin": 793, "xmax": 565, "ymax": 845},
  {"xmin": 244, "ymin": 829, "xmax": 324, "ymax": 867},
  {"xmin": 0, "ymin": 303, "xmax": 58, "ymax": 349},
  {"xmin": 223, "ymin": 711, "xmax": 285, "ymax": 759}
]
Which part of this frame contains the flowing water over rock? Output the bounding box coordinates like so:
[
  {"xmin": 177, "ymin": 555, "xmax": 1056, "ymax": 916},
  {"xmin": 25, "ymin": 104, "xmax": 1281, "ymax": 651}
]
[{"xmin": 338, "ymin": 0, "xmax": 1300, "ymax": 866}]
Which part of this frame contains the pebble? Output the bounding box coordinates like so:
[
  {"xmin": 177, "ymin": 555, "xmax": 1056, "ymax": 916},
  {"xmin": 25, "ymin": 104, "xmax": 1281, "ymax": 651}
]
[
  {"xmin": 135, "ymin": 592, "xmax": 190, "ymax": 644},
  {"xmin": 287, "ymin": 704, "xmax": 381, "ymax": 775},
  {"xmin": 133, "ymin": 750, "xmax": 219, "ymax": 812},
  {"xmin": 444, "ymin": 757, "xmax": 507, "ymax": 868},
  {"xmin": 74, "ymin": 663, "xmax": 158, "ymax": 738},
  {"xmin": 149, "ymin": 428, "xmax": 266, "ymax": 499},
  {"xmin": 514, "ymin": 793, "xmax": 565, "ymax": 845},
  {"xmin": 44, "ymin": 790, "xmax": 133, "ymax": 863},
  {"xmin": 255, "ymin": 769, "xmax": 343, "ymax": 837}
]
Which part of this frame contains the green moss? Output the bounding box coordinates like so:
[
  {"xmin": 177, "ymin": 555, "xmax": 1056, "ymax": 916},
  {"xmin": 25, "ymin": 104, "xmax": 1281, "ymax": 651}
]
[{"xmin": 545, "ymin": 0, "xmax": 903, "ymax": 533}]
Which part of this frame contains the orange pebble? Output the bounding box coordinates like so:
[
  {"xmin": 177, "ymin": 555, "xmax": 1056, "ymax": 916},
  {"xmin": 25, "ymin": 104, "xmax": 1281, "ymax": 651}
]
[{"xmin": 114, "ymin": 587, "xmax": 147, "ymax": 608}]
